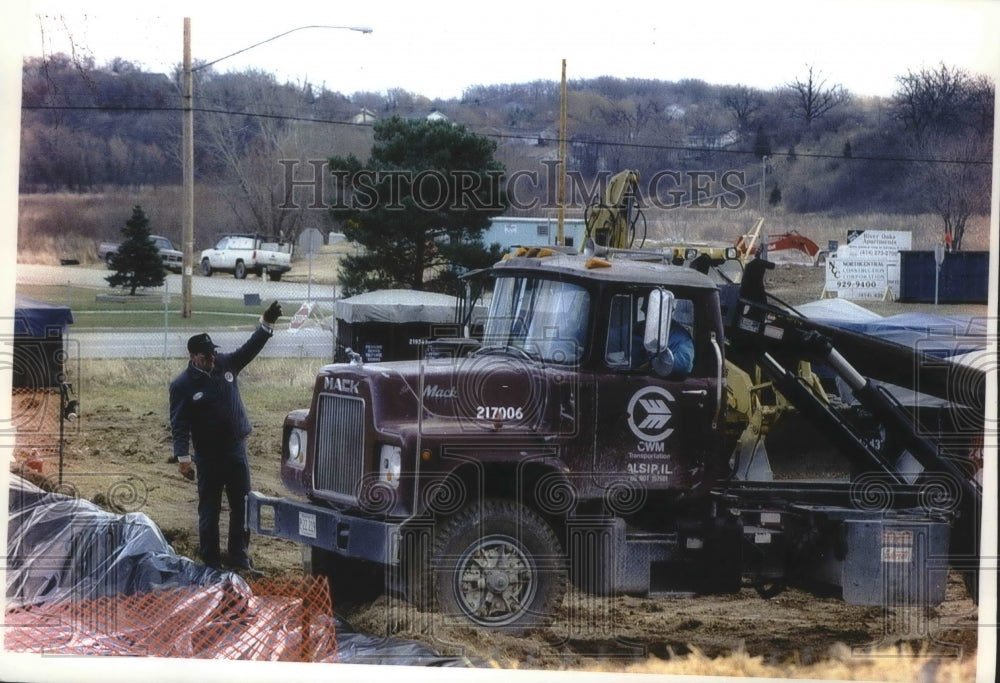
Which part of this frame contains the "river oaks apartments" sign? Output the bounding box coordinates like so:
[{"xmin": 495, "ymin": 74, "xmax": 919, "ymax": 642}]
[{"xmin": 824, "ymin": 230, "xmax": 912, "ymax": 300}]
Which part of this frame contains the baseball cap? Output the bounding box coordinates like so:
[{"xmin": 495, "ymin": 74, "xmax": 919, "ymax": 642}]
[{"xmin": 187, "ymin": 333, "xmax": 219, "ymax": 354}]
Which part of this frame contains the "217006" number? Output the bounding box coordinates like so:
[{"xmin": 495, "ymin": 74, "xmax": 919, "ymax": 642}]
[{"xmin": 476, "ymin": 405, "xmax": 524, "ymax": 420}]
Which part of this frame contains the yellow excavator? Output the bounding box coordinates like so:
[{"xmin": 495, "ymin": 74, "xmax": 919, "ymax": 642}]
[{"xmin": 581, "ymin": 169, "xmax": 645, "ymax": 250}]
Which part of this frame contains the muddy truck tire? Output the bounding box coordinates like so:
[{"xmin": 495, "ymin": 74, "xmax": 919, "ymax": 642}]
[{"xmin": 424, "ymin": 499, "xmax": 566, "ymax": 631}]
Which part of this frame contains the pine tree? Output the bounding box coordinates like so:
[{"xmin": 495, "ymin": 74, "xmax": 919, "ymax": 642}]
[
  {"xmin": 105, "ymin": 205, "xmax": 165, "ymax": 295},
  {"xmin": 769, "ymin": 186, "xmax": 782, "ymax": 206},
  {"xmin": 329, "ymin": 116, "xmax": 508, "ymax": 296}
]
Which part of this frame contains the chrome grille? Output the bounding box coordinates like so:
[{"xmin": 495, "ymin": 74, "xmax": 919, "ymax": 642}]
[{"xmin": 313, "ymin": 393, "xmax": 365, "ymax": 501}]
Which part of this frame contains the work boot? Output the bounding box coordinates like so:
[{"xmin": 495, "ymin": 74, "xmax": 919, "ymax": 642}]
[
  {"xmin": 223, "ymin": 553, "xmax": 264, "ymax": 579},
  {"xmin": 234, "ymin": 564, "xmax": 264, "ymax": 579}
]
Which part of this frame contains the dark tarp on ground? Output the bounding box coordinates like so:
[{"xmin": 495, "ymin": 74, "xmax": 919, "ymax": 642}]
[
  {"xmin": 6, "ymin": 475, "xmax": 233, "ymax": 609},
  {"xmin": 5, "ymin": 475, "xmax": 468, "ymax": 665}
]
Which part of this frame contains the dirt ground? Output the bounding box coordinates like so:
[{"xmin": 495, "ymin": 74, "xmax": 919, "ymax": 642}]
[{"xmin": 9, "ymin": 260, "xmax": 985, "ymax": 673}]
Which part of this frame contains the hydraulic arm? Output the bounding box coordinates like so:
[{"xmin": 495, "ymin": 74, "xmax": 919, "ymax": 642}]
[
  {"xmin": 583, "ymin": 169, "xmax": 645, "ymax": 249},
  {"xmin": 727, "ymin": 260, "xmax": 982, "ymax": 573}
]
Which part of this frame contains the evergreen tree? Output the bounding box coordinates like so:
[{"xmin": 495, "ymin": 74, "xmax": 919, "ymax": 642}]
[
  {"xmin": 329, "ymin": 116, "xmax": 508, "ymax": 296},
  {"xmin": 105, "ymin": 205, "xmax": 165, "ymax": 295},
  {"xmin": 769, "ymin": 186, "xmax": 782, "ymax": 206}
]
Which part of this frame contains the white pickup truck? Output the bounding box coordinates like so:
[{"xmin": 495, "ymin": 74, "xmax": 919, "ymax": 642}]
[{"xmin": 199, "ymin": 234, "xmax": 293, "ymax": 281}]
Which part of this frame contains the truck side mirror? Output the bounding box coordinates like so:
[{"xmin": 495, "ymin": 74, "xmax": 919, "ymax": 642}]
[{"xmin": 643, "ymin": 288, "xmax": 675, "ymax": 356}]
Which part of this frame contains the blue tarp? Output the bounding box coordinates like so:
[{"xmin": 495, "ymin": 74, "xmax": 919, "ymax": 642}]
[
  {"xmin": 14, "ymin": 294, "xmax": 74, "ymax": 337},
  {"xmin": 795, "ymin": 299, "xmax": 986, "ymax": 359}
]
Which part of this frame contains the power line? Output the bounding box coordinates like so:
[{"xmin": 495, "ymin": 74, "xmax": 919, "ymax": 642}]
[{"xmin": 22, "ymin": 103, "xmax": 994, "ymax": 167}]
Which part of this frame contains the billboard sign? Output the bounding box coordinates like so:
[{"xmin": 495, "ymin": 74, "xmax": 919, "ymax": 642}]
[{"xmin": 825, "ymin": 231, "xmax": 911, "ymax": 300}]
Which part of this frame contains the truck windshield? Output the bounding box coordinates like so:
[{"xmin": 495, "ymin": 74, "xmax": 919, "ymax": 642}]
[{"xmin": 482, "ymin": 276, "xmax": 589, "ymax": 364}]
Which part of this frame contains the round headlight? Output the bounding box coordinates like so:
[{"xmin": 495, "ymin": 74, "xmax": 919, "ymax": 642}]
[
  {"xmin": 379, "ymin": 444, "xmax": 402, "ymax": 488},
  {"xmin": 287, "ymin": 429, "xmax": 306, "ymax": 468}
]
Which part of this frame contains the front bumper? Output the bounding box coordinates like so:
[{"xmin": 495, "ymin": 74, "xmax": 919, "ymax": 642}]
[{"xmin": 247, "ymin": 491, "xmax": 401, "ymax": 565}]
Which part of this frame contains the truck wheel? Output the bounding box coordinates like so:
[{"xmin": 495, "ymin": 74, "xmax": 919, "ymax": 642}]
[
  {"xmin": 429, "ymin": 499, "xmax": 566, "ymax": 631},
  {"xmin": 234, "ymin": 261, "xmax": 247, "ymax": 279},
  {"xmin": 105, "ymin": 253, "xmax": 115, "ymax": 269},
  {"xmin": 201, "ymin": 259, "xmax": 212, "ymax": 276},
  {"xmin": 308, "ymin": 545, "xmax": 385, "ymax": 610},
  {"xmin": 268, "ymin": 270, "xmax": 282, "ymax": 282}
]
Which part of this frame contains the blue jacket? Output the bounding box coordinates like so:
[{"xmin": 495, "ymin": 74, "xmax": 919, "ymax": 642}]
[
  {"xmin": 169, "ymin": 325, "xmax": 272, "ymax": 461},
  {"xmin": 628, "ymin": 323, "xmax": 695, "ymax": 377}
]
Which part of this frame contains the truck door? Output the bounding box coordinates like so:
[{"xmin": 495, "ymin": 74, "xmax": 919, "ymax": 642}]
[
  {"xmin": 591, "ymin": 290, "xmax": 721, "ymax": 496},
  {"xmin": 209, "ymin": 237, "xmax": 233, "ymax": 269}
]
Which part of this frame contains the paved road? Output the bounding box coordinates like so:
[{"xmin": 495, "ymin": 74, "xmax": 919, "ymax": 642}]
[{"xmin": 17, "ymin": 263, "xmax": 338, "ymax": 302}]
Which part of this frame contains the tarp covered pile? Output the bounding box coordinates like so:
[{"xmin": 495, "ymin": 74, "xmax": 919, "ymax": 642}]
[{"xmin": 5, "ymin": 475, "xmax": 467, "ymax": 665}]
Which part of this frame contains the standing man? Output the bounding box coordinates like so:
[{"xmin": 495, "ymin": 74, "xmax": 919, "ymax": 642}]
[{"xmin": 169, "ymin": 301, "xmax": 282, "ymax": 576}]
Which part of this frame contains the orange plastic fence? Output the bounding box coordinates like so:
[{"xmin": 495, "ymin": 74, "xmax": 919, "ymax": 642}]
[{"xmin": 5, "ymin": 574, "xmax": 337, "ymax": 661}]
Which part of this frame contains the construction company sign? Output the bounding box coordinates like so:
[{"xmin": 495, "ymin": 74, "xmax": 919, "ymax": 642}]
[{"xmin": 825, "ymin": 230, "xmax": 911, "ymax": 300}]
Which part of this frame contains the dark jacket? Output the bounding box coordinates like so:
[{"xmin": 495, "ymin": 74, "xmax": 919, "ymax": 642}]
[{"xmin": 169, "ymin": 325, "xmax": 272, "ymax": 461}]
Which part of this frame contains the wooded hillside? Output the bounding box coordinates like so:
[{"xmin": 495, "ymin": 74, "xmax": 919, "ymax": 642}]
[{"xmin": 19, "ymin": 55, "xmax": 993, "ymax": 251}]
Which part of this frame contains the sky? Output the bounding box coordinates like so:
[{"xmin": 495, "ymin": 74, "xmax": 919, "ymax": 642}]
[{"xmin": 12, "ymin": 0, "xmax": 1000, "ymax": 100}]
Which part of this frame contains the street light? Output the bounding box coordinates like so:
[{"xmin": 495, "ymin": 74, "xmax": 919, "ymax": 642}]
[{"xmin": 181, "ymin": 20, "xmax": 372, "ymax": 317}]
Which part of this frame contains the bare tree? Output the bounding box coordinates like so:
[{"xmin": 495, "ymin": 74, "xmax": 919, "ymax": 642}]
[
  {"xmin": 894, "ymin": 64, "xmax": 995, "ymax": 143},
  {"xmin": 199, "ymin": 69, "xmax": 310, "ymax": 242},
  {"xmin": 918, "ymin": 140, "xmax": 991, "ymax": 252},
  {"xmin": 722, "ymin": 84, "xmax": 764, "ymax": 134},
  {"xmin": 893, "ymin": 63, "xmax": 970, "ymax": 145},
  {"xmin": 893, "ymin": 64, "xmax": 994, "ymax": 250},
  {"xmin": 785, "ymin": 64, "xmax": 849, "ymax": 127},
  {"xmin": 589, "ymin": 95, "xmax": 666, "ymax": 142}
]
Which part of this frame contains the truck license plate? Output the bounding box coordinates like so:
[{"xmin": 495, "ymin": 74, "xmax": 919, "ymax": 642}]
[{"xmin": 298, "ymin": 512, "xmax": 317, "ymax": 539}]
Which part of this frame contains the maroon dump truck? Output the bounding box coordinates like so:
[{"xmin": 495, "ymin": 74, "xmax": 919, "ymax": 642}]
[{"xmin": 248, "ymin": 245, "xmax": 982, "ymax": 630}]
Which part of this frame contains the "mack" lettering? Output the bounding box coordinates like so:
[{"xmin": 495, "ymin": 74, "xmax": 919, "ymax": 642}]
[
  {"xmin": 423, "ymin": 384, "xmax": 458, "ymax": 400},
  {"xmin": 324, "ymin": 377, "xmax": 360, "ymax": 394}
]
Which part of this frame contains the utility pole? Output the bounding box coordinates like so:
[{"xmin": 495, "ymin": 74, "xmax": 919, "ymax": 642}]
[
  {"xmin": 181, "ymin": 18, "xmax": 194, "ymax": 317},
  {"xmin": 759, "ymin": 155, "xmax": 768, "ymax": 214},
  {"xmin": 557, "ymin": 59, "xmax": 567, "ymax": 247}
]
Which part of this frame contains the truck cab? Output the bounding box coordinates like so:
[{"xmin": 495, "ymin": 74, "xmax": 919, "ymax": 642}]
[{"xmin": 251, "ymin": 251, "xmax": 736, "ymax": 628}]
